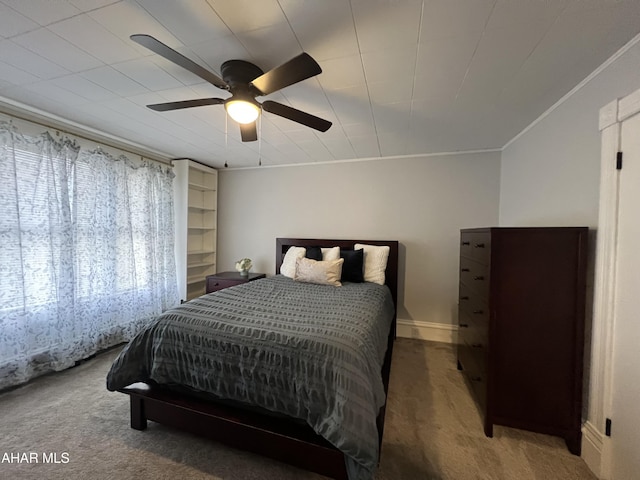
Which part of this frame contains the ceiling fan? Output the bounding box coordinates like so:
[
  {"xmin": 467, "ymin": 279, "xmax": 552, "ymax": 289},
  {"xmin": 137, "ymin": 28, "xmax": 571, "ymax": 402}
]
[{"xmin": 130, "ymin": 34, "xmax": 332, "ymax": 142}]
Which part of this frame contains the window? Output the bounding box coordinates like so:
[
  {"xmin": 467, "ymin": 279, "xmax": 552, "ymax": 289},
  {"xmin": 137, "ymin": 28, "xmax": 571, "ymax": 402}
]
[{"xmin": 0, "ymin": 118, "xmax": 179, "ymax": 390}]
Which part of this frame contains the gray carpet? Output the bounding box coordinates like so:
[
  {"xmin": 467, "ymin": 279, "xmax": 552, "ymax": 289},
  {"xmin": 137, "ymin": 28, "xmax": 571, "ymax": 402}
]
[{"xmin": 0, "ymin": 339, "xmax": 596, "ymax": 480}]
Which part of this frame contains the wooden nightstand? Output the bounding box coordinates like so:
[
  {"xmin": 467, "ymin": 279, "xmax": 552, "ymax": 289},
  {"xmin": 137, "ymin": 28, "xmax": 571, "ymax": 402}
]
[{"xmin": 206, "ymin": 271, "xmax": 266, "ymax": 293}]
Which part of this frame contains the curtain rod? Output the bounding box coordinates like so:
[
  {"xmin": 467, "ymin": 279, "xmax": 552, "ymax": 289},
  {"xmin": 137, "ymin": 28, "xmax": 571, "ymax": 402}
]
[{"xmin": 0, "ymin": 98, "xmax": 173, "ymax": 167}]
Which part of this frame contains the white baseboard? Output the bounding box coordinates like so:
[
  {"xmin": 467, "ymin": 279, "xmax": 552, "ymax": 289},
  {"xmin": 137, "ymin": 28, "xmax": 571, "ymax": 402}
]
[
  {"xmin": 396, "ymin": 319, "xmax": 457, "ymax": 343},
  {"xmin": 582, "ymin": 421, "xmax": 605, "ymax": 479}
]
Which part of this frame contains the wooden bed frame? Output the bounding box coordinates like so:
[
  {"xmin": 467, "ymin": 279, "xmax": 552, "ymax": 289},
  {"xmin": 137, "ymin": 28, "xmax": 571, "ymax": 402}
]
[{"xmin": 119, "ymin": 238, "xmax": 399, "ymax": 480}]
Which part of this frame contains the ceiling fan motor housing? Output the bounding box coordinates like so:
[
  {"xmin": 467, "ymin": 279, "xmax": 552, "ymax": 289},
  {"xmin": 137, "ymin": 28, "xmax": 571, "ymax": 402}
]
[{"xmin": 221, "ymin": 60, "xmax": 264, "ymax": 94}]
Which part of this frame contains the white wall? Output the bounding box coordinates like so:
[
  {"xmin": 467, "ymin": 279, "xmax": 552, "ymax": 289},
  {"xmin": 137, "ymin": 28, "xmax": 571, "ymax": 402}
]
[
  {"xmin": 217, "ymin": 152, "xmax": 501, "ymax": 334},
  {"xmin": 500, "ymin": 38, "xmax": 640, "ymax": 228}
]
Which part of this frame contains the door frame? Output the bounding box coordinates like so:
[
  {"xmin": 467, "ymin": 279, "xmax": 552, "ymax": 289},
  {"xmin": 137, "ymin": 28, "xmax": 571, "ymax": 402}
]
[{"xmin": 585, "ymin": 87, "xmax": 640, "ymax": 478}]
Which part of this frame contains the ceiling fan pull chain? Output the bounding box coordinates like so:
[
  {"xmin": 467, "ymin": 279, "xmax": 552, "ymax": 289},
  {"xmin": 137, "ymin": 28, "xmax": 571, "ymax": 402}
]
[
  {"xmin": 258, "ymin": 112, "xmax": 262, "ymax": 166},
  {"xmin": 224, "ymin": 114, "xmax": 228, "ymax": 168}
]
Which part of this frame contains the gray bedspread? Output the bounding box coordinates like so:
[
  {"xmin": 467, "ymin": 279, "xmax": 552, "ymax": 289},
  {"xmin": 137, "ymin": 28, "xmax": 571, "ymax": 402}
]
[{"xmin": 106, "ymin": 274, "xmax": 395, "ymax": 480}]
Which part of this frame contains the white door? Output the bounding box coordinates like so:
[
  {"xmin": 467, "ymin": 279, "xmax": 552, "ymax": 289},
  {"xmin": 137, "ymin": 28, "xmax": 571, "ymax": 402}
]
[{"xmin": 610, "ymin": 110, "xmax": 640, "ymax": 479}]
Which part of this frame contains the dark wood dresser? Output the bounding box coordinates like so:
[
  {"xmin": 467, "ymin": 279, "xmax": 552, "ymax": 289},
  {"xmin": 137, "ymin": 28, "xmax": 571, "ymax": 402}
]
[
  {"xmin": 206, "ymin": 271, "xmax": 266, "ymax": 293},
  {"xmin": 456, "ymin": 227, "xmax": 588, "ymax": 454}
]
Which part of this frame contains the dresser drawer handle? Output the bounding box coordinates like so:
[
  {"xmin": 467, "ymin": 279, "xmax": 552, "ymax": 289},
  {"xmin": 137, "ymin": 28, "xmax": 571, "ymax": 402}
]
[
  {"xmin": 471, "ymin": 343, "xmax": 483, "ymax": 348},
  {"xmin": 473, "ymin": 310, "xmax": 484, "ymax": 315},
  {"xmin": 474, "ymin": 243, "xmax": 485, "ymax": 248},
  {"xmin": 461, "ymin": 241, "xmax": 470, "ymax": 246},
  {"xmin": 461, "ymin": 268, "xmax": 470, "ymax": 272},
  {"xmin": 473, "ymin": 276, "xmax": 484, "ymax": 281},
  {"xmin": 459, "ymin": 323, "xmax": 469, "ymax": 328},
  {"xmin": 460, "ymin": 296, "xmax": 469, "ymax": 301}
]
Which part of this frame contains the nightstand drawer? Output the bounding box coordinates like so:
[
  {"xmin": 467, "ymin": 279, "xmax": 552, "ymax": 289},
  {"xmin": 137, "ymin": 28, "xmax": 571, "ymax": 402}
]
[
  {"xmin": 206, "ymin": 278, "xmax": 243, "ymax": 292},
  {"xmin": 206, "ymin": 272, "xmax": 266, "ymax": 293}
]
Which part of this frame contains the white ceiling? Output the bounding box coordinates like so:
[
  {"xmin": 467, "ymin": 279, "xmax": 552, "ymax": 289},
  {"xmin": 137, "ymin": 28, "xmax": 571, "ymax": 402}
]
[{"xmin": 1, "ymin": 0, "xmax": 639, "ymax": 169}]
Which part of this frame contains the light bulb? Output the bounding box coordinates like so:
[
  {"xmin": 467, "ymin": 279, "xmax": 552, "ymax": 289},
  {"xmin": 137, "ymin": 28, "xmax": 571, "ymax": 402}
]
[{"xmin": 225, "ymin": 99, "xmax": 260, "ymax": 124}]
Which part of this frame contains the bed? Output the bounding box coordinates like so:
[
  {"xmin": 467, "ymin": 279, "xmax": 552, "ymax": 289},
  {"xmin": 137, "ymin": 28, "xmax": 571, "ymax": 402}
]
[{"xmin": 106, "ymin": 238, "xmax": 399, "ymax": 480}]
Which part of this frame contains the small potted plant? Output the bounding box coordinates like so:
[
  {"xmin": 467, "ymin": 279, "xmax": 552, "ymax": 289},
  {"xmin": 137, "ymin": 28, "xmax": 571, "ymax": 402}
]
[{"xmin": 235, "ymin": 258, "xmax": 252, "ymax": 276}]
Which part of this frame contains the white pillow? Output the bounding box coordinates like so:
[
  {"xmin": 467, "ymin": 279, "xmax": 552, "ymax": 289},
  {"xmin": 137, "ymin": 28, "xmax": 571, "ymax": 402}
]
[
  {"xmin": 321, "ymin": 246, "xmax": 340, "ymax": 261},
  {"xmin": 281, "ymin": 246, "xmax": 306, "ymax": 278},
  {"xmin": 294, "ymin": 257, "xmax": 344, "ymax": 286},
  {"xmin": 354, "ymin": 243, "xmax": 390, "ymax": 285}
]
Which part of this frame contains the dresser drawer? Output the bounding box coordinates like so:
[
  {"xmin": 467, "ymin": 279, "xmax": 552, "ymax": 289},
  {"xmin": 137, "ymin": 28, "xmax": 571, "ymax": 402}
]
[
  {"xmin": 459, "ymin": 284, "xmax": 489, "ymax": 324},
  {"xmin": 458, "ymin": 310, "xmax": 489, "ymax": 348},
  {"xmin": 458, "ymin": 339, "xmax": 486, "ymax": 375},
  {"xmin": 459, "ymin": 256, "xmax": 490, "ymax": 299},
  {"xmin": 459, "ymin": 309, "xmax": 488, "ymax": 353},
  {"xmin": 458, "ymin": 341, "xmax": 488, "ymax": 408},
  {"xmin": 462, "ymin": 341, "xmax": 487, "ymax": 380},
  {"xmin": 461, "ymin": 310, "xmax": 489, "ymax": 347},
  {"xmin": 460, "ymin": 231, "xmax": 491, "ymax": 264}
]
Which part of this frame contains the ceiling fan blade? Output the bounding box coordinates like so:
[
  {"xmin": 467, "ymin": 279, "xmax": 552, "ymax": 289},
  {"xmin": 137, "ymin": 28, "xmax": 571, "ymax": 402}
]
[
  {"xmin": 251, "ymin": 53, "xmax": 321, "ymax": 95},
  {"xmin": 131, "ymin": 34, "xmax": 228, "ymax": 89},
  {"xmin": 240, "ymin": 122, "xmax": 258, "ymax": 142},
  {"xmin": 262, "ymin": 101, "xmax": 332, "ymax": 132},
  {"xmin": 147, "ymin": 98, "xmax": 225, "ymax": 112}
]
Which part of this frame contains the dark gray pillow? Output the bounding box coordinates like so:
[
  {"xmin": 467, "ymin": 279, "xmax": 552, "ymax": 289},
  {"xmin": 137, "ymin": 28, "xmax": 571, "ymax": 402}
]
[
  {"xmin": 340, "ymin": 248, "xmax": 364, "ymax": 283},
  {"xmin": 305, "ymin": 246, "xmax": 323, "ymax": 261}
]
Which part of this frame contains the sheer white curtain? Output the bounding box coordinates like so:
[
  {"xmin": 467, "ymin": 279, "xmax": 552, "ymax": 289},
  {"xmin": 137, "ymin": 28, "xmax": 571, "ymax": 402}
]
[{"xmin": 0, "ymin": 120, "xmax": 179, "ymax": 390}]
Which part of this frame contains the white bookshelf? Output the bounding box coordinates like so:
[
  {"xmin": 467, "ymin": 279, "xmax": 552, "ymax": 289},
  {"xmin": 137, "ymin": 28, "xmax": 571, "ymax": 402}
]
[{"xmin": 173, "ymin": 159, "xmax": 217, "ymax": 301}]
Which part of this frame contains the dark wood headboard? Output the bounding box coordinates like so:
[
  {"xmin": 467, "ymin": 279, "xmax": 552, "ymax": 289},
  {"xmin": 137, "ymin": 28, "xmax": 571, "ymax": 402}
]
[{"xmin": 275, "ymin": 238, "xmax": 399, "ymax": 312}]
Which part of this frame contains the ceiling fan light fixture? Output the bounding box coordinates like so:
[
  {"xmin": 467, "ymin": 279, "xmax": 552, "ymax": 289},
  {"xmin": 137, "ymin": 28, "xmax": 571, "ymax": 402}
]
[{"xmin": 225, "ymin": 98, "xmax": 260, "ymax": 124}]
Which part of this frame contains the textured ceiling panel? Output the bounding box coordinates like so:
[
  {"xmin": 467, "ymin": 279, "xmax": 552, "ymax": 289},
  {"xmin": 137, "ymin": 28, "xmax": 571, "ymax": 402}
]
[{"xmin": 0, "ymin": 0, "xmax": 638, "ymax": 169}]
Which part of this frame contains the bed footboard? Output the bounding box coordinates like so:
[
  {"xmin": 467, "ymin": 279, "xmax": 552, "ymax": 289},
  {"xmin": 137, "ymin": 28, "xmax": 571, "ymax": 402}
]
[{"xmin": 120, "ymin": 386, "xmax": 350, "ymax": 480}]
